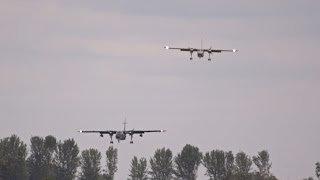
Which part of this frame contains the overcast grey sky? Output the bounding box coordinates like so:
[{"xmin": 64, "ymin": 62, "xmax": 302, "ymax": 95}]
[{"xmin": 1, "ymin": 1, "xmax": 320, "ymax": 179}]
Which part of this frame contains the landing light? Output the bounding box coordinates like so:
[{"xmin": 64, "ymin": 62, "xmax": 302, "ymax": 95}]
[
  {"xmin": 233, "ymin": 49, "xmax": 238, "ymax": 52},
  {"xmin": 165, "ymin": 46, "xmax": 169, "ymax": 50}
]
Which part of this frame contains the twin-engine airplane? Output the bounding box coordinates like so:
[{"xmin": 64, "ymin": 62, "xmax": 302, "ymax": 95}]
[
  {"xmin": 78, "ymin": 121, "xmax": 166, "ymax": 144},
  {"xmin": 164, "ymin": 41, "xmax": 238, "ymax": 61}
]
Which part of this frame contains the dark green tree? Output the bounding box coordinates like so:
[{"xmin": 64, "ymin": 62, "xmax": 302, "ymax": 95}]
[
  {"xmin": 234, "ymin": 151, "xmax": 252, "ymax": 180},
  {"xmin": 302, "ymin": 177, "xmax": 314, "ymax": 180},
  {"xmin": 252, "ymin": 150, "xmax": 272, "ymax": 179},
  {"xmin": 44, "ymin": 135, "xmax": 58, "ymax": 179},
  {"xmin": 0, "ymin": 135, "xmax": 28, "ymax": 180},
  {"xmin": 316, "ymin": 162, "xmax": 320, "ymax": 180},
  {"xmin": 128, "ymin": 156, "xmax": 148, "ymax": 180},
  {"xmin": 149, "ymin": 148, "xmax": 174, "ymax": 180},
  {"xmin": 44, "ymin": 135, "xmax": 58, "ymax": 178},
  {"xmin": 225, "ymin": 151, "xmax": 235, "ymax": 180},
  {"xmin": 28, "ymin": 136, "xmax": 47, "ymax": 180},
  {"xmin": 27, "ymin": 135, "xmax": 57, "ymax": 180},
  {"xmin": 202, "ymin": 149, "xmax": 226, "ymax": 180},
  {"xmin": 104, "ymin": 146, "xmax": 118, "ymax": 180},
  {"xmin": 174, "ymin": 144, "xmax": 202, "ymax": 180},
  {"xmin": 79, "ymin": 148, "xmax": 102, "ymax": 180},
  {"xmin": 54, "ymin": 138, "xmax": 80, "ymax": 180},
  {"xmin": 0, "ymin": 142, "xmax": 3, "ymax": 179}
]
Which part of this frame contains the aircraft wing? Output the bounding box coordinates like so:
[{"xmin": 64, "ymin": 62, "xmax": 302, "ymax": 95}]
[
  {"xmin": 203, "ymin": 49, "xmax": 238, "ymax": 53},
  {"xmin": 164, "ymin": 46, "xmax": 199, "ymax": 52},
  {"xmin": 78, "ymin": 130, "xmax": 117, "ymax": 135},
  {"xmin": 125, "ymin": 130, "xmax": 166, "ymax": 134}
]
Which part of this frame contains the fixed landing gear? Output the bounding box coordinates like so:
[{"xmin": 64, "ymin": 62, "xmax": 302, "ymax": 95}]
[
  {"xmin": 109, "ymin": 134, "xmax": 114, "ymax": 144},
  {"xmin": 190, "ymin": 52, "xmax": 193, "ymax": 60},
  {"xmin": 130, "ymin": 134, "xmax": 134, "ymax": 144},
  {"xmin": 208, "ymin": 53, "xmax": 212, "ymax": 61}
]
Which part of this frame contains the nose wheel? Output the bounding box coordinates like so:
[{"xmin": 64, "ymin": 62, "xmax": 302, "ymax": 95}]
[
  {"xmin": 110, "ymin": 141, "xmax": 113, "ymax": 144},
  {"xmin": 130, "ymin": 141, "xmax": 133, "ymax": 144}
]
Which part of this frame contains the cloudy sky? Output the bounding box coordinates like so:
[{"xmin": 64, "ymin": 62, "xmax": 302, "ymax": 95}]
[{"xmin": 1, "ymin": 1, "xmax": 320, "ymax": 179}]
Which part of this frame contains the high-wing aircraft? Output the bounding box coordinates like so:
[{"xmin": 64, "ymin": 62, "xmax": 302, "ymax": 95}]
[
  {"xmin": 164, "ymin": 41, "xmax": 238, "ymax": 61},
  {"xmin": 78, "ymin": 121, "xmax": 166, "ymax": 144}
]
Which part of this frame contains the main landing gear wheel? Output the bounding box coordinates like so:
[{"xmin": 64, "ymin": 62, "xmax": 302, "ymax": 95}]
[
  {"xmin": 130, "ymin": 134, "xmax": 134, "ymax": 144},
  {"xmin": 109, "ymin": 134, "xmax": 114, "ymax": 144}
]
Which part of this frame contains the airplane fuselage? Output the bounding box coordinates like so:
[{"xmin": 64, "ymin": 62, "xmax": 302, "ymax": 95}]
[
  {"xmin": 116, "ymin": 131, "xmax": 126, "ymax": 141},
  {"xmin": 197, "ymin": 50, "xmax": 204, "ymax": 58}
]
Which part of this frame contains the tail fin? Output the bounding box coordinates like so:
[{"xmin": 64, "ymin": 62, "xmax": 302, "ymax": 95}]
[
  {"xmin": 201, "ymin": 39, "xmax": 203, "ymax": 50},
  {"xmin": 123, "ymin": 118, "xmax": 127, "ymax": 131}
]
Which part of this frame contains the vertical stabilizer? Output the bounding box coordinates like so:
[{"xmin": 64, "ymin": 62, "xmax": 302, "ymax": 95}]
[
  {"xmin": 123, "ymin": 118, "xmax": 127, "ymax": 131},
  {"xmin": 201, "ymin": 39, "xmax": 203, "ymax": 50}
]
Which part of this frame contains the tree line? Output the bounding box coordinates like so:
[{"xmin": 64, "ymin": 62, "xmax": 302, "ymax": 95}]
[{"xmin": 0, "ymin": 134, "xmax": 319, "ymax": 180}]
